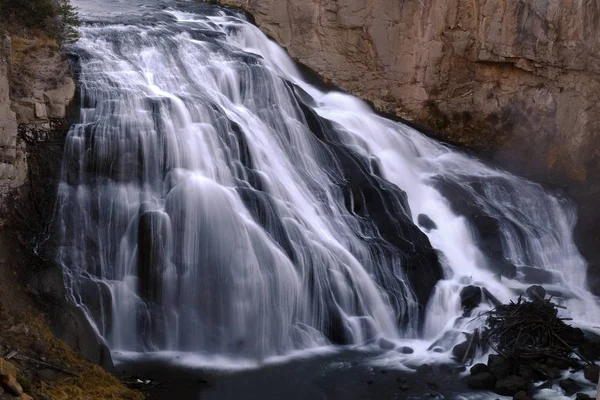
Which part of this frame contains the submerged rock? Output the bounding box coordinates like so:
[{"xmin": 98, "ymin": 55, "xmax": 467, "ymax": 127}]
[
  {"xmin": 398, "ymin": 346, "xmax": 414, "ymax": 354},
  {"xmin": 487, "ymin": 354, "xmax": 512, "ymax": 379},
  {"xmin": 495, "ymin": 375, "xmax": 527, "ymax": 396},
  {"xmin": 559, "ymin": 378, "xmax": 582, "ymax": 395},
  {"xmin": 470, "ymin": 363, "xmax": 489, "ymax": 376},
  {"xmin": 466, "ymin": 372, "xmax": 496, "ymax": 390},
  {"xmin": 583, "ymin": 364, "xmax": 599, "ymax": 383},
  {"xmin": 377, "ymin": 337, "xmax": 396, "ymax": 350},
  {"xmin": 513, "ymin": 390, "xmax": 531, "ymax": 400}
]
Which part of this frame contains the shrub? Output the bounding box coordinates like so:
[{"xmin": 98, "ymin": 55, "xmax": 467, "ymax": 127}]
[{"xmin": 0, "ymin": 0, "xmax": 80, "ymax": 43}]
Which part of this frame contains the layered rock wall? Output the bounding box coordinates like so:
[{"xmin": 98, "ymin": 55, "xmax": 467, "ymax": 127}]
[
  {"xmin": 0, "ymin": 35, "xmax": 75, "ymax": 217},
  {"xmin": 225, "ymin": 0, "xmax": 600, "ymax": 293}
]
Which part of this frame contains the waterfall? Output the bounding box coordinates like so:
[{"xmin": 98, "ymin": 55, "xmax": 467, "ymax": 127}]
[{"xmin": 56, "ymin": 4, "xmax": 599, "ymax": 361}]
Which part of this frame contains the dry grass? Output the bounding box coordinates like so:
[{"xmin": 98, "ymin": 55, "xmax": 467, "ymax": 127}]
[
  {"xmin": 7, "ymin": 314, "xmax": 143, "ymax": 400},
  {"xmin": 10, "ymin": 35, "xmax": 58, "ymax": 66}
]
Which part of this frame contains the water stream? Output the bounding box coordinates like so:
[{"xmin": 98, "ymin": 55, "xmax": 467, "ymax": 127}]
[{"xmin": 57, "ymin": 1, "xmax": 599, "ymax": 378}]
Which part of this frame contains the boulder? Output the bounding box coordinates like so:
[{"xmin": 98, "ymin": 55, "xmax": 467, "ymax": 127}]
[
  {"xmin": 575, "ymin": 393, "xmax": 593, "ymax": 400},
  {"xmin": 460, "ymin": 286, "xmax": 482, "ymax": 310},
  {"xmin": 558, "ymin": 327, "xmax": 585, "ymax": 346},
  {"xmin": 417, "ymin": 214, "xmax": 437, "ymax": 231},
  {"xmin": 580, "ymin": 341, "xmax": 600, "ymax": 361},
  {"xmin": 495, "ymin": 375, "xmax": 528, "ymax": 396},
  {"xmin": 0, "ymin": 358, "xmax": 18, "ymax": 378},
  {"xmin": 377, "ymin": 337, "xmax": 396, "ymax": 350},
  {"xmin": 487, "ymin": 354, "xmax": 512, "ymax": 379},
  {"xmin": 513, "ymin": 391, "xmax": 531, "ymax": 400},
  {"xmin": 534, "ymin": 364, "xmax": 562, "ymax": 380},
  {"xmin": 519, "ymin": 266, "xmax": 556, "ymax": 284},
  {"xmin": 398, "ymin": 346, "xmax": 414, "ymax": 354},
  {"xmin": 0, "ymin": 373, "xmax": 23, "ymax": 396},
  {"xmin": 525, "ymin": 285, "xmax": 546, "ymax": 301},
  {"xmin": 417, "ymin": 364, "xmax": 432, "ymax": 374},
  {"xmin": 583, "ymin": 364, "xmax": 599, "ymax": 383},
  {"xmin": 452, "ymin": 339, "xmax": 474, "ymax": 361},
  {"xmin": 470, "ymin": 363, "xmax": 489, "ymax": 376},
  {"xmin": 517, "ymin": 364, "xmax": 534, "ymax": 381},
  {"xmin": 466, "ymin": 372, "xmax": 496, "ymax": 390},
  {"xmin": 559, "ymin": 378, "xmax": 582, "ymax": 395}
]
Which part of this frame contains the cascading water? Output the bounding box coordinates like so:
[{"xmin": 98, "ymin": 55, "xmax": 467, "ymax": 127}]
[{"xmin": 57, "ymin": 2, "xmax": 599, "ymax": 364}]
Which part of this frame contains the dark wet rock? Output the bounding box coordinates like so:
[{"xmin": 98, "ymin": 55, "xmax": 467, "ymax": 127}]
[
  {"xmin": 546, "ymin": 356, "xmax": 575, "ymax": 370},
  {"xmin": 50, "ymin": 304, "xmax": 114, "ymax": 371},
  {"xmin": 488, "ymin": 354, "xmax": 512, "ymax": 379},
  {"xmin": 33, "ymin": 266, "xmax": 66, "ymax": 303},
  {"xmin": 536, "ymin": 380, "xmax": 553, "ymax": 390},
  {"xmin": 558, "ymin": 327, "xmax": 585, "ymax": 346},
  {"xmin": 452, "ymin": 337, "xmax": 475, "ymax": 361},
  {"xmin": 398, "ymin": 346, "xmax": 414, "ymax": 354},
  {"xmin": 525, "ymin": 285, "xmax": 546, "ymax": 301},
  {"xmin": 534, "ymin": 364, "xmax": 562, "ymax": 380},
  {"xmin": 377, "ymin": 337, "xmax": 396, "ymax": 350},
  {"xmin": 519, "ymin": 266, "xmax": 557, "ymax": 284},
  {"xmin": 417, "ymin": 214, "xmax": 437, "ymax": 231},
  {"xmin": 432, "ymin": 347, "xmax": 444, "ymax": 353},
  {"xmin": 559, "ymin": 378, "xmax": 582, "ymax": 395},
  {"xmin": 460, "ymin": 285, "xmax": 482, "ymax": 310},
  {"xmin": 517, "ymin": 364, "xmax": 534, "ymax": 381},
  {"xmin": 438, "ymin": 364, "xmax": 454, "ymax": 374},
  {"xmin": 417, "ymin": 364, "xmax": 432, "ymax": 374},
  {"xmin": 495, "ymin": 375, "xmax": 528, "ymax": 396},
  {"xmin": 580, "ymin": 341, "xmax": 600, "ymax": 361},
  {"xmin": 470, "ymin": 363, "xmax": 489, "ymax": 376},
  {"xmin": 428, "ymin": 329, "xmax": 461, "ymax": 352},
  {"xmin": 576, "ymin": 393, "xmax": 593, "ymax": 400},
  {"xmin": 513, "ymin": 390, "xmax": 531, "ymax": 400},
  {"xmin": 466, "ymin": 372, "xmax": 496, "ymax": 390},
  {"xmin": 583, "ymin": 364, "xmax": 599, "ymax": 383}
]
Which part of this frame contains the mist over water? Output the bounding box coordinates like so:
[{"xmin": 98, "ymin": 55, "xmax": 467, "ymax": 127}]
[{"xmin": 57, "ymin": 2, "xmax": 599, "ymax": 366}]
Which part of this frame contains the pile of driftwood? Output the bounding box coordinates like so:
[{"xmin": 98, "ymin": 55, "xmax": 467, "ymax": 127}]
[{"xmin": 482, "ymin": 295, "xmax": 590, "ymax": 365}]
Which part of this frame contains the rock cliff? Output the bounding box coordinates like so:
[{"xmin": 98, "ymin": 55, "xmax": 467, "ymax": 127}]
[
  {"xmin": 0, "ymin": 35, "xmax": 75, "ymax": 216},
  {"xmin": 223, "ymin": 0, "xmax": 600, "ymax": 294},
  {"xmin": 0, "ymin": 33, "xmax": 116, "ymax": 372}
]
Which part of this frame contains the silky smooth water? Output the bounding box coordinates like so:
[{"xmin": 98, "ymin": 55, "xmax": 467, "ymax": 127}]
[{"xmin": 57, "ymin": 3, "xmax": 600, "ymax": 362}]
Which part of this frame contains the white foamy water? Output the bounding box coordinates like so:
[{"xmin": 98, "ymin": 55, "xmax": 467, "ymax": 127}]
[{"xmin": 57, "ymin": 4, "xmax": 599, "ymax": 369}]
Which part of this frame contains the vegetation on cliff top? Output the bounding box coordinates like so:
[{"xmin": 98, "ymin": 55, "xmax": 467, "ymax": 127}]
[{"xmin": 0, "ymin": 0, "xmax": 80, "ymax": 42}]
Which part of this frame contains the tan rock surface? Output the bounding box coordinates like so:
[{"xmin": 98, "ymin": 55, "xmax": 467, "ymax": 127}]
[{"xmin": 0, "ymin": 35, "xmax": 75, "ymax": 219}]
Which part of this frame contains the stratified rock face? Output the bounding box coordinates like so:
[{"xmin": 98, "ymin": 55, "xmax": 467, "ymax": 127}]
[
  {"xmin": 0, "ymin": 36, "xmax": 22, "ymax": 202},
  {"xmin": 228, "ymin": 0, "xmax": 600, "ymax": 294},
  {"xmin": 0, "ymin": 35, "xmax": 75, "ymax": 218}
]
